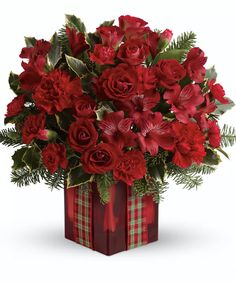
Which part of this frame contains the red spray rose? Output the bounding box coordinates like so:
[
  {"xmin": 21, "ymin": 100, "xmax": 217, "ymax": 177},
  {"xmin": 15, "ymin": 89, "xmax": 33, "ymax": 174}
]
[
  {"xmin": 73, "ymin": 95, "xmax": 96, "ymax": 120},
  {"xmin": 41, "ymin": 143, "xmax": 68, "ymax": 174},
  {"xmin": 172, "ymin": 122, "xmax": 206, "ymax": 168},
  {"xmin": 159, "ymin": 29, "xmax": 173, "ymax": 47},
  {"xmin": 146, "ymin": 32, "xmax": 160, "ymax": 58},
  {"xmin": 89, "ymin": 44, "xmax": 115, "ymax": 65},
  {"xmin": 33, "ymin": 69, "xmax": 83, "ymax": 114},
  {"xmin": 68, "ymin": 120, "xmax": 98, "ymax": 153},
  {"xmin": 155, "ymin": 59, "xmax": 186, "ymax": 89},
  {"xmin": 183, "ymin": 47, "xmax": 207, "ymax": 83},
  {"xmin": 22, "ymin": 112, "xmax": 47, "ymax": 144},
  {"xmin": 164, "ymin": 84, "xmax": 204, "ymax": 123},
  {"xmin": 208, "ymin": 79, "xmax": 228, "ymax": 104},
  {"xmin": 19, "ymin": 39, "xmax": 51, "ymax": 62},
  {"xmin": 5, "ymin": 94, "xmax": 26, "ymax": 118},
  {"xmin": 113, "ymin": 150, "xmax": 147, "ymax": 186},
  {"xmin": 99, "ymin": 111, "xmax": 136, "ymax": 149},
  {"xmin": 81, "ymin": 143, "xmax": 118, "ymax": 174},
  {"xmin": 117, "ymin": 39, "xmax": 150, "ymax": 65},
  {"xmin": 95, "ymin": 63, "xmax": 139, "ymax": 101},
  {"xmin": 206, "ymin": 120, "xmax": 221, "ymax": 148},
  {"xmin": 66, "ymin": 27, "xmax": 89, "ymax": 57},
  {"xmin": 96, "ymin": 26, "xmax": 124, "ymax": 48},
  {"xmin": 137, "ymin": 112, "xmax": 175, "ymax": 156}
]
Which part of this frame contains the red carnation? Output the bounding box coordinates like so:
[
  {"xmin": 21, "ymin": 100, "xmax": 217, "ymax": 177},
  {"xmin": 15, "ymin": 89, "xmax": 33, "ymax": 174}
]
[
  {"xmin": 5, "ymin": 94, "xmax": 26, "ymax": 118},
  {"xmin": 68, "ymin": 120, "xmax": 98, "ymax": 153},
  {"xmin": 95, "ymin": 63, "xmax": 139, "ymax": 101},
  {"xmin": 73, "ymin": 95, "xmax": 96, "ymax": 120},
  {"xmin": 20, "ymin": 39, "xmax": 51, "ymax": 62},
  {"xmin": 22, "ymin": 112, "xmax": 47, "ymax": 144},
  {"xmin": 207, "ymin": 120, "xmax": 221, "ymax": 148},
  {"xmin": 117, "ymin": 39, "xmax": 150, "ymax": 65},
  {"xmin": 137, "ymin": 112, "xmax": 175, "ymax": 156},
  {"xmin": 99, "ymin": 111, "xmax": 136, "ymax": 149},
  {"xmin": 96, "ymin": 26, "xmax": 124, "ymax": 48},
  {"xmin": 172, "ymin": 122, "xmax": 206, "ymax": 168},
  {"xmin": 81, "ymin": 143, "xmax": 118, "ymax": 174},
  {"xmin": 183, "ymin": 47, "xmax": 207, "ymax": 83},
  {"xmin": 33, "ymin": 69, "xmax": 83, "ymax": 114},
  {"xmin": 113, "ymin": 150, "xmax": 146, "ymax": 186},
  {"xmin": 164, "ymin": 84, "xmax": 204, "ymax": 123},
  {"xmin": 155, "ymin": 59, "xmax": 186, "ymax": 89},
  {"xmin": 208, "ymin": 79, "xmax": 228, "ymax": 104},
  {"xmin": 66, "ymin": 27, "xmax": 89, "ymax": 57},
  {"xmin": 89, "ymin": 44, "xmax": 115, "ymax": 65},
  {"xmin": 41, "ymin": 143, "xmax": 68, "ymax": 174}
]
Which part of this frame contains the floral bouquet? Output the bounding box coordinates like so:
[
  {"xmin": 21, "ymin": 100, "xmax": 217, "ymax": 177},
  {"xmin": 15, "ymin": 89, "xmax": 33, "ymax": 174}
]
[{"xmin": 1, "ymin": 14, "xmax": 235, "ymax": 255}]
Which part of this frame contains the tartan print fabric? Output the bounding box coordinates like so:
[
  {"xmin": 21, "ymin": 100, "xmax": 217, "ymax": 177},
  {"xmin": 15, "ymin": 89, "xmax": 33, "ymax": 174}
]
[
  {"xmin": 127, "ymin": 189, "xmax": 148, "ymax": 249},
  {"xmin": 74, "ymin": 188, "xmax": 93, "ymax": 248}
]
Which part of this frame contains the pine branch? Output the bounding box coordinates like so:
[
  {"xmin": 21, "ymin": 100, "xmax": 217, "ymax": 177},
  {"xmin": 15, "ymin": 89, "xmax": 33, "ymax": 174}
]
[
  {"xmin": 58, "ymin": 25, "xmax": 70, "ymax": 54},
  {"xmin": 96, "ymin": 172, "xmax": 114, "ymax": 204},
  {"xmin": 167, "ymin": 31, "xmax": 196, "ymax": 51},
  {"xmin": 43, "ymin": 168, "xmax": 65, "ymax": 190},
  {"xmin": 220, "ymin": 124, "xmax": 236, "ymax": 147},
  {"xmin": 168, "ymin": 164, "xmax": 203, "ymax": 190},
  {"xmin": 0, "ymin": 128, "xmax": 22, "ymax": 147},
  {"xmin": 11, "ymin": 167, "xmax": 43, "ymax": 187},
  {"xmin": 190, "ymin": 164, "xmax": 216, "ymax": 175}
]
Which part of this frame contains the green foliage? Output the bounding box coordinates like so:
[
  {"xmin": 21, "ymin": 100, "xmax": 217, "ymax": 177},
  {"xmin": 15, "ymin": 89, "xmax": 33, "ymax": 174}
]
[
  {"xmin": 167, "ymin": 164, "xmax": 203, "ymax": 190},
  {"xmin": 0, "ymin": 128, "xmax": 22, "ymax": 147},
  {"xmin": 205, "ymin": 66, "xmax": 217, "ymax": 80},
  {"xmin": 65, "ymin": 14, "xmax": 86, "ymax": 33},
  {"xmin": 44, "ymin": 168, "xmax": 65, "ymax": 190},
  {"xmin": 47, "ymin": 32, "xmax": 62, "ymax": 68},
  {"xmin": 96, "ymin": 172, "xmax": 114, "ymax": 204},
  {"xmin": 220, "ymin": 124, "xmax": 236, "ymax": 147},
  {"xmin": 152, "ymin": 49, "xmax": 188, "ymax": 65},
  {"xmin": 65, "ymin": 55, "xmax": 89, "ymax": 77},
  {"xmin": 190, "ymin": 164, "xmax": 216, "ymax": 175},
  {"xmin": 167, "ymin": 31, "xmax": 196, "ymax": 51},
  {"xmin": 133, "ymin": 176, "xmax": 168, "ymax": 203},
  {"xmin": 58, "ymin": 25, "xmax": 70, "ymax": 54},
  {"xmin": 67, "ymin": 165, "xmax": 93, "ymax": 188},
  {"xmin": 12, "ymin": 147, "xmax": 28, "ymax": 170},
  {"xmin": 99, "ymin": 20, "xmax": 115, "ymax": 27},
  {"xmin": 214, "ymin": 98, "xmax": 235, "ymax": 115},
  {"xmin": 9, "ymin": 72, "xmax": 21, "ymax": 94},
  {"xmin": 22, "ymin": 146, "xmax": 41, "ymax": 171},
  {"xmin": 24, "ymin": 36, "xmax": 36, "ymax": 47},
  {"xmin": 11, "ymin": 166, "xmax": 43, "ymax": 187}
]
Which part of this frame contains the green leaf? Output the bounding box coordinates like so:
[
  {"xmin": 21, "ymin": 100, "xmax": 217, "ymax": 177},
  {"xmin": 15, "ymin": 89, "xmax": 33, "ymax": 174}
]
[
  {"xmin": 203, "ymin": 148, "xmax": 221, "ymax": 165},
  {"xmin": 149, "ymin": 163, "xmax": 165, "ymax": 183},
  {"xmin": 152, "ymin": 49, "xmax": 188, "ymax": 65},
  {"xmin": 9, "ymin": 72, "xmax": 21, "ymax": 94},
  {"xmin": 99, "ymin": 20, "xmax": 115, "ymax": 27},
  {"xmin": 22, "ymin": 146, "xmax": 40, "ymax": 171},
  {"xmin": 216, "ymin": 147, "xmax": 229, "ymax": 159},
  {"xmin": 65, "ymin": 14, "xmax": 86, "ymax": 33},
  {"xmin": 213, "ymin": 98, "xmax": 235, "ymax": 115},
  {"xmin": 205, "ymin": 66, "xmax": 217, "ymax": 80},
  {"xmin": 86, "ymin": 32, "xmax": 100, "ymax": 50},
  {"xmin": 47, "ymin": 33, "xmax": 62, "ymax": 68},
  {"xmin": 96, "ymin": 172, "xmax": 114, "ymax": 204},
  {"xmin": 24, "ymin": 36, "xmax": 36, "ymax": 47},
  {"xmin": 65, "ymin": 55, "xmax": 89, "ymax": 77},
  {"xmin": 12, "ymin": 147, "xmax": 28, "ymax": 170},
  {"xmin": 67, "ymin": 165, "xmax": 93, "ymax": 188}
]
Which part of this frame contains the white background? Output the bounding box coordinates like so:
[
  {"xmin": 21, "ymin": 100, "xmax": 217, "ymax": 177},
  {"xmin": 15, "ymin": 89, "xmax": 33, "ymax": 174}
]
[{"xmin": 0, "ymin": 0, "xmax": 236, "ymax": 282}]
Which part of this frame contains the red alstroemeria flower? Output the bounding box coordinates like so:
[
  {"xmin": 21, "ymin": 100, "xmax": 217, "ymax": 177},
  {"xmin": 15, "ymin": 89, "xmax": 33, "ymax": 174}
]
[
  {"xmin": 164, "ymin": 84, "xmax": 204, "ymax": 123},
  {"xmin": 137, "ymin": 112, "xmax": 175, "ymax": 156},
  {"xmin": 99, "ymin": 111, "xmax": 136, "ymax": 149},
  {"xmin": 206, "ymin": 120, "xmax": 221, "ymax": 148},
  {"xmin": 208, "ymin": 79, "xmax": 229, "ymax": 104},
  {"xmin": 19, "ymin": 39, "xmax": 51, "ymax": 62},
  {"xmin": 96, "ymin": 26, "xmax": 124, "ymax": 48},
  {"xmin": 66, "ymin": 27, "xmax": 89, "ymax": 57}
]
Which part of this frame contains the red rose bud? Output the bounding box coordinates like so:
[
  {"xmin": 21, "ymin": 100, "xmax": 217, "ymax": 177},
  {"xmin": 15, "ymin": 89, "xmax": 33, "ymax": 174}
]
[
  {"xmin": 158, "ymin": 29, "xmax": 173, "ymax": 50},
  {"xmin": 38, "ymin": 129, "xmax": 58, "ymax": 141}
]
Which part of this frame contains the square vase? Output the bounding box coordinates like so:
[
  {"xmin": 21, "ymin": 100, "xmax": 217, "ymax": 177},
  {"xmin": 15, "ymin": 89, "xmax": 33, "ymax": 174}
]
[{"xmin": 64, "ymin": 182, "xmax": 158, "ymax": 255}]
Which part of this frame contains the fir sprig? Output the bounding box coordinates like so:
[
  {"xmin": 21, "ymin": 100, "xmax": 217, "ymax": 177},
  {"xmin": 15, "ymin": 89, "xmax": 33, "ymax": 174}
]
[
  {"xmin": 167, "ymin": 31, "xmax": 196, "ymax": 51},
  {"xmin": 96, "ymin": 172, "xmax": 114, "ymax": 204},
  {"xmin": 0, "ymin": 128, "xmax": 22, "ymax": 147},
  {"xmin": 220, "ymin": 124, "xmax": 236, "ymax": 147}
]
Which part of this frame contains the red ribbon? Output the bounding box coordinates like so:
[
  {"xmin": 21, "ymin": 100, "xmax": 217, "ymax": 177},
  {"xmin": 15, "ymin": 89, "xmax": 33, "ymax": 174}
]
[{"xmin": 103, "ymin": 184, "xmax": 118, "ymax": 232}]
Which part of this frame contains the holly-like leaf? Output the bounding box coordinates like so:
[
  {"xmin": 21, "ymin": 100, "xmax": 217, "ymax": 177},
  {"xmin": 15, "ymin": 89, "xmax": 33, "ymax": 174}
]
[
  {"xmin": 65, "ymin": 55, "xmax": 89, "ymax": 77},
  {"xmin": 214, "ymin": 98, "xmax": 235, "ymax": 115},
  {"xmin": 24, "ymin": 36, "xmax": 36, "ymax": 47},
  {"xmin": 65, "ymin": 14, "xmax": 86, "ymax": 33},
  {"xmin": 9, "ymin": 72, "xmax": 21, "ymax": 94},
  {"xmin": 152, "ymin": 49, "xmax": 187, "ymax": 65},
  {"xmin": 86, "ymin": 33, "xmax": 100, "ymax": 50},
  {"xmin": 12, "ymin": 147, "xmax": 28, "ymax": 170},
  {"xmin": 205, "ymin": 66, "xmax": 217, "ymax": 80},
  {"xmin": 47, "ymin": 32, "xmax": 62, "ymax": 68},
  {"xmin": 67, "ymin": 165, "xmax": 93, "ymax": 188},
  {"xmin": 99, "ymin": 20, "xmax": 115, "ymax": 27},
  {"xmin": 22, "ymin": 146, "xmax": 40, "ymax": 171}
]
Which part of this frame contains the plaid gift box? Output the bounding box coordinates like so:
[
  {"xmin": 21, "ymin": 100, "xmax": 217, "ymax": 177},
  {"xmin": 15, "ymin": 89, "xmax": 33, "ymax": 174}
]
[{"xmin": 64, "ymin": 182, "xmax": 158, "ymax": 255}]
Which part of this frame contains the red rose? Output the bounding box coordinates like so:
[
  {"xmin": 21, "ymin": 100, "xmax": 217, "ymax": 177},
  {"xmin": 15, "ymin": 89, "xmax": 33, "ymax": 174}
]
[
  {"xmin": 207, "ymin": 120, "xmax": 221, "ymax": 148},
  {"xmin": 42, "ymin": 143, "xmax": 68, "ymax": 174},
  {"xmin": 68, "ymin": 120, "xmax": 98, "ymax": 153},
  {"xmin": 95, "ymin": 63, "xmax": 139, "ymax": 101},
  {"xmin": 113, "ymin": 150, "xmax": 146, "ymax": 186},
  {"xmin": 183, "ymin": 47, "xmax": 207, "ymax": 83},
  {"xmin": 89, "ymin": 44, "xmax": 115, "ymax": 65},
  {"xmin": 33, "ymin": 69, "xmax": 83, "ymax": 114},
  {"xmin": 155, "ymin": 59, "xmax": 186, "ymax": 89},
  {"xmin": 73, "ymin": 95, "xmax": 96, "ymax": 120},
  {"xmin": 5, "ymin": 94, "xmax": 26, "ymax": 118},
  {"xmin": 208, "ymin": 79, "xmax": 228, "ymax": 104},
  {"xmin": 146, "ymin": 32, "xmax": 160, "ymax": 58},
  {"xmin": 20, "ymin": 39, "xmax": 51, "ymax": 62},
  {"xmin": 96, "ymin": 26, "xmax": 124, "ymax": 48},
  {"xmin": 117, "ymin": 39, "xmax": 150, "ymax": 65},
  {"xmin": 164, "ymin": 84, "xmax": 204, "ymax": 123},
  {"xmin": 66, "ymin": 27, "xmax": 89, "ymax": 57},
  {"xmin": 136, "ymin": 65, "xmax": 157, "ymax": 93},
  {"xmin": 22, "ymin": 112, "xmax": 47, "ymax": 144},
  {"xmin": 81, "ymin": 143, "xmax": 118, "ymax": 174},
  {"xmin": 172, "ymin": 122, "xmax": 206, "ymax": 168}
]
